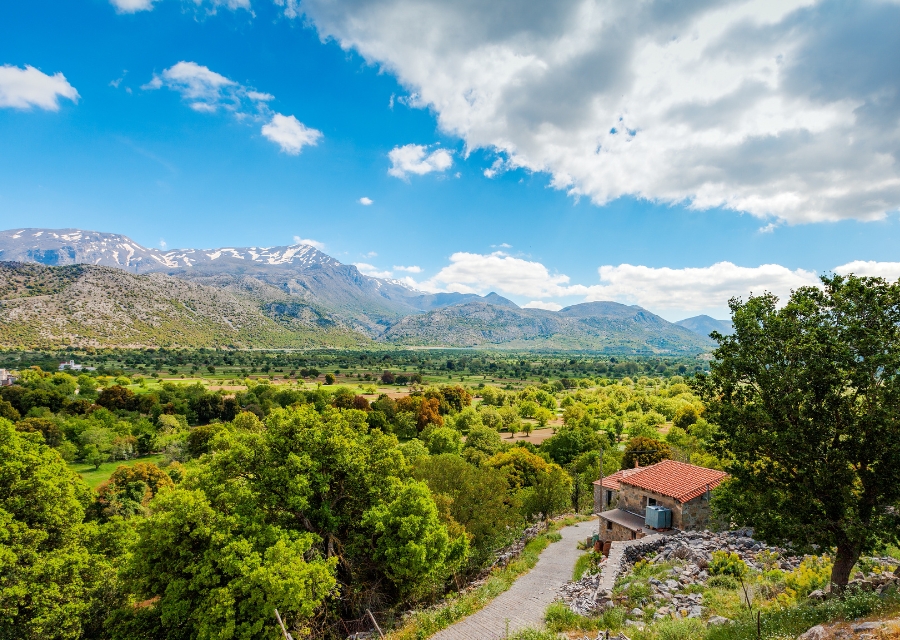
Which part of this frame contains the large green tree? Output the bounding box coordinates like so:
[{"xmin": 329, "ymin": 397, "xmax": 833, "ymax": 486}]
[
  {"xmin": 0, "ymin": 418, "xmax": 108, "ymax": 640},
  {"xmin": 696, "ymin": 275, "xmax": 900, "ymax": 587}
]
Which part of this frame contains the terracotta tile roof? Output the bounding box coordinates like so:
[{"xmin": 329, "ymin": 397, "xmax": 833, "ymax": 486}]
[
  {"xmin": 592, "ymin": 466, "xmax": 644, "ymax": 490},
  {"xmin": 621, "ymin": 459, "xmax": 728, "ymax": 503}
]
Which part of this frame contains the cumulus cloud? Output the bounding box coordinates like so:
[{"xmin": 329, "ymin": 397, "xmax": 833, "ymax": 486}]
[
  {"xmin": 110, "ymin": 0, "xmax": 155, "ymax": 13},
  {"xmin": 524, "ymin": 300, "xmax": 563, "ymax": 311},
  {"xmin": 834, "ymin": 261, "xmax": 900, "ymax": 281},
  {"xmin": 261, "ymin": 114, "xmax": 322, "ymax": 154},
  {"xmin": 359, "ymin": 196, "xmax": 374, "ymax": 205},
  {"xmin": 354, "ymin": 262, "xmax": 393, "ymax": 278},
  {"xmin": 146, "ymin": 62, "xmax": 320, "ymax": 153},
  {"xmin": 586, "ymin": 263, "xmax": 820, "ymax": 311},
  {"xmin": 293, "ymin": 236, "xmax": 325, "ymax": 250},
  {"xmin": 0, "ymin": 65, "xmax": 78, "ymax": 111},
  {"xmin": 420, "ymin": 251, "xmax": 573, "ymax": 298},
  {"xmin": 409, "ymin": 249, "xmax": 826, "ymax": 317},
  {"xmin": 299, "ymin": 0, "xmax": 900, "ymax": 224},
  {"xmin": 388, "ymin": 144, "xmax": 453, "ymax": 179},
  {"xmin": 394, "ymin": 265, "xmax": 422, "ymax": 273}
]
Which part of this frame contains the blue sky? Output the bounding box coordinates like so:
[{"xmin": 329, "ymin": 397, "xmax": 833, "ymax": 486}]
[{"xmin": 1, "ymin": 0, "xmax": 899, "ymax": 320}]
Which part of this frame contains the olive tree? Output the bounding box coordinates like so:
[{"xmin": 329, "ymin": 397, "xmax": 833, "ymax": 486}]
[{"xmin": 696, "ymin": 275, "xmax": 900, "ymax": 588}]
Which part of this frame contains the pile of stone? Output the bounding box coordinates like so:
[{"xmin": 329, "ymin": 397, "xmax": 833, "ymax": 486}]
[
  {"xmin": 558, "ymin": 567, "xmax": 608, "ymax": 616},
  {"xmin": 640, "ymin": 530, "xmax": 802, "ymax": 573}
]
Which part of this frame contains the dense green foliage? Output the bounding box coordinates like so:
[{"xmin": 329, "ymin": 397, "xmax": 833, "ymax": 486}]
[
  {"xmin": 0, "ymin": 348, "xmax": 723, "ymax": 638},
  {"xmin": 697, "ymin": 274, "xmax": 900, "ymax": 587}
]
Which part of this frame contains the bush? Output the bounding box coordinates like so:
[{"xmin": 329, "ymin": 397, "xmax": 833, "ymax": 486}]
[
  {"xmin": 709, "ymin": 551, "xmax": 748, "ymax": 578},
  {"xmin": 707, "ymin": 574, "xmax": 740, "ymax": 589},
  {"xmin": 655, "ymin": 617, "xmax": 705, "ymax": 640}
]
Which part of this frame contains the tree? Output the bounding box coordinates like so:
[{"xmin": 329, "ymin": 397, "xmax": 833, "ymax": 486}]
[
  {"xmin": 0, "ymin": 418, "xmax": 107, "ymax": 639},
  {"xmin": 521, "ymin": 421, "xmax": 534, "ymax": 437},
  {"xmin": 522, "ymin": 466, "xmax": 572, "ymax": 521},
  {"xmin": 695, "ymin": 274, "xmax": 900, "ymax": 588},
  {"xmin": 424, "ymin": 426, "xmax": 463, "ymax": 455},
  {"xmin": 673, "ymin": 405, "xmax": 699, "ymax": 430},
  {"xmin": 542, "ymin": 426, "xmax": 604, "ymax": 466},
  {"xmin": 381, "ymin": 370, "xmax": 395, "ymax": 384},
  {"xmin": 535, "ymin": 407, "xmax": 553, "ymax": 428},
  {"xmin": 324, "ymin": 373, "xmax": 335, "ymax": 385},
  {"xmin": 413, "ymin": 454, "xmax": 521, "ymax": 567},
  {"xmin": 364, "ymin": 480, "xmax": 468, "ymax": 598},
  {"xmin": 622, "ymin": 436, "xmax": 670, "ymax": 469},
  {"xmin": 84, "ymin": 444, "xmax": 106, "ymax": 470}
]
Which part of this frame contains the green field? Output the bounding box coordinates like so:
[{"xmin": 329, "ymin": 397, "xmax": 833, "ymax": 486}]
[{"xmin": 69, "ymin": 454, "xmax": 165, "ymax": 490}]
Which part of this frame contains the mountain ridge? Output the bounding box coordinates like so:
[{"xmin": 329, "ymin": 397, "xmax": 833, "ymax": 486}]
[{"xmin": 0, "ymin": 228, "xmax": 718, "ymax": 352}]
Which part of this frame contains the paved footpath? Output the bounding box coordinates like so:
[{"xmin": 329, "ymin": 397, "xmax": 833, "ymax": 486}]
[{"xmin": 432, "ymin": 518, "xmax": 596, "ymax": 640}]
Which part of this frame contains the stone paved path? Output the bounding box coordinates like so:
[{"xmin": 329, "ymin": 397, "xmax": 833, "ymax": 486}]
[{"xmin": 432, "ymin": 519, "xmax": 597, "ymax": 640}]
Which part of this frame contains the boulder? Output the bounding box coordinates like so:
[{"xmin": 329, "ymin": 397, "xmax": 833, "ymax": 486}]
[
  {"xmin": 707, "ymin": 616, "xmax": 731, "ymax": 626},
  {"xmin": 797, "ymin": 625, "xmax": 828, "ymax": 640}
]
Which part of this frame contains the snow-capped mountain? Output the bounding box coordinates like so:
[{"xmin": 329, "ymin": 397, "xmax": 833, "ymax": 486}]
[{"xmin": 0, "ymin": 228, "xmax": 339, "ymax": 273}]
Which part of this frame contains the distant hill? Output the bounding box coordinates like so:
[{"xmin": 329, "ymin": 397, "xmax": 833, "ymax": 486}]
[
  {"xmin": 675, "ymin": 315, "xmax": 733, "ymax": 337},
  {"xmin": 0, "ymin": 228, "xmax": 719, "ymax": 353},
  {"xmin": 383, "ymin": 300, "xmax": 714, "ymax": 353}
]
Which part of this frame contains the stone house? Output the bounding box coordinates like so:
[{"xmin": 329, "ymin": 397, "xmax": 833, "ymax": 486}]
[
  {"xmin": 595, "ymin": 459, "xmax": 727, "ymax": 542},
  {"xmin": 0, "ymin": 369, "xmax": 15, "ymax": 386},
  {"xmin": 591, "ymin": 466, "xmax": 645, "ymax": 514}
]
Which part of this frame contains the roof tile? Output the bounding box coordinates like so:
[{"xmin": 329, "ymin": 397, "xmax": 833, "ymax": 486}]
[{"xmin": 621, "ymin": 459, "xmax": 727, "ymax": 503}]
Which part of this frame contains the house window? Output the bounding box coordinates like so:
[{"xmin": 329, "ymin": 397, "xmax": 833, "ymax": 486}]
[
  {"xmin": 606, "ymin": 490, "xmax": 613, "ymax": 506},
  {"xmin": 606, "ymin": 520, "xmax": 613, "ymax": 531},
  {"xmin": 648, "ymin": 498, "xmax": 657, "ymax": 507}
]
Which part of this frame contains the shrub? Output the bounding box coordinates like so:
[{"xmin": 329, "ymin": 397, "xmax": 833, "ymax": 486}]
[
  {"xmin": 707, "ymin": 574, "xmax": 740, "ymax": 590},
  {"xmin": 709, "ymin": 551, "xmax": 748, "ymax": 578},
  {"xmin": 655, "ymin": 617, "xmax": 705, "ymax": 640},
  {"xmin": 782, "ymin": 555, "xmax": 833, "ymax": 599}
]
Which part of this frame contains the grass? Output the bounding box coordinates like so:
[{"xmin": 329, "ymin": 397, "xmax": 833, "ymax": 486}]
[
  {"xmin": 573, "ymin": 551, "xmax": 601, "ymax": 581},
  {"xmin": 69, "ymin": 454, "xmax": 165, "ymax": 490},
  {"xmin": 385, "ymin": 516, "xmax": 589, "ymax": 640}
]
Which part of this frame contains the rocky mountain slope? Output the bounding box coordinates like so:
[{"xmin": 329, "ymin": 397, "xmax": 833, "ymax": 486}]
[{"xmin": 0, "ymin": 262, "xmax": 367, "ymax": 349}]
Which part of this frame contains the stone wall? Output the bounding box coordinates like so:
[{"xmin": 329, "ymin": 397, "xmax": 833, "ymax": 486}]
[
  {"xmin": 601, "ymin": 518, "xmax": 637, "ymax": 543},
  {"xmin": 618, "ymin": 484, "xmax": 684, "ymax": 528},
  {"xmin": 680, "ymin": 495, "xmax": 713, "ymax": 530},
  {"xmin": 593, "ymin": 484, "xmax": 619, "ymax": 514}
]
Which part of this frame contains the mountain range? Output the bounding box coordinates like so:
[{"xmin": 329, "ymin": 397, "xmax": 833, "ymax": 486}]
[{"xmin": 0, "ymin": 228, "xmax": 728, "ymax": 352}]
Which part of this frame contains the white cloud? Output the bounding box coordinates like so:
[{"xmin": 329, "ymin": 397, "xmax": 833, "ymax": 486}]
[
  {"xmin": 110, "ymin": 0, "xmax": 155, "ymax": 13},
  {"xmin": 394, "ymin": 265, "xmax": 422, "ymax": 273},
  {"xmin": 146, "ymin": 62, "xmax": 321, "ymax": 153},
  {"xmin": 159, "ymin": 238, "xmax": 167, "ymax": 249},
  {"xmin": 261, "ymin": 114, "xmax": 322, "ymax": 154},
  {"xmin": 144, "ymin": 62, "xmax": 241, "ymax": 112},
  {"xmin": 834, "ymin": 261, "xmax": 900, "ymax": 281},
  {"xmin": 586, "ymin": 263, "xmax": 820, "ymax": 311},
  {"xmin": 354, "ymin": 262, "xmax": 393, "ymax": 278},
  {"xmin": 388, "ymin": 144, "xmax": 453, "ymax": 179},
  {"xmin": 359, "ymin": 196, "xmax": 374, "ymax": 205},
  {"xmin": 524, "ymin": 300, "xmax": 563, "ymax": 311},
  {"xmin": 412, "ymin": 249, "xmax": 824, "ymax": 317},
  {"xmin": 363, "ymin": 251, "xmax": 378, "ymax": 258},
  {"xmin": 0, "ymin": 65, "xmax": 78, "ymax": 111},
  {"xmin": 299, "ymin": 0, "xmax": 900, "ymax": 224},
  {"xmin": 293, "ymin": 236, "xmax": 325, "ymax": 250},
  {"xmin": 420, "ymin": 251, "xmax": 573, "ymax": 298}
]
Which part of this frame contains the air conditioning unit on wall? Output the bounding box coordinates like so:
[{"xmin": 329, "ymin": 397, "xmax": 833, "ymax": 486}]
[{"xmin": 645, "ymin": 505, "xmax": 672, "ymax": 529}]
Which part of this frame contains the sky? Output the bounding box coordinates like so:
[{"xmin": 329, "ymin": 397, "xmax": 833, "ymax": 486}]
[{"xmin": 1, "ymin": 0, "xmax": 899, "ymax": 321}]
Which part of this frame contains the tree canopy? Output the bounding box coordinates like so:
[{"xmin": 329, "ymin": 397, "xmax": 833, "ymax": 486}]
[{"xmin": 696, "ymin": 274, "xmax": 900, "ymax": 587}]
